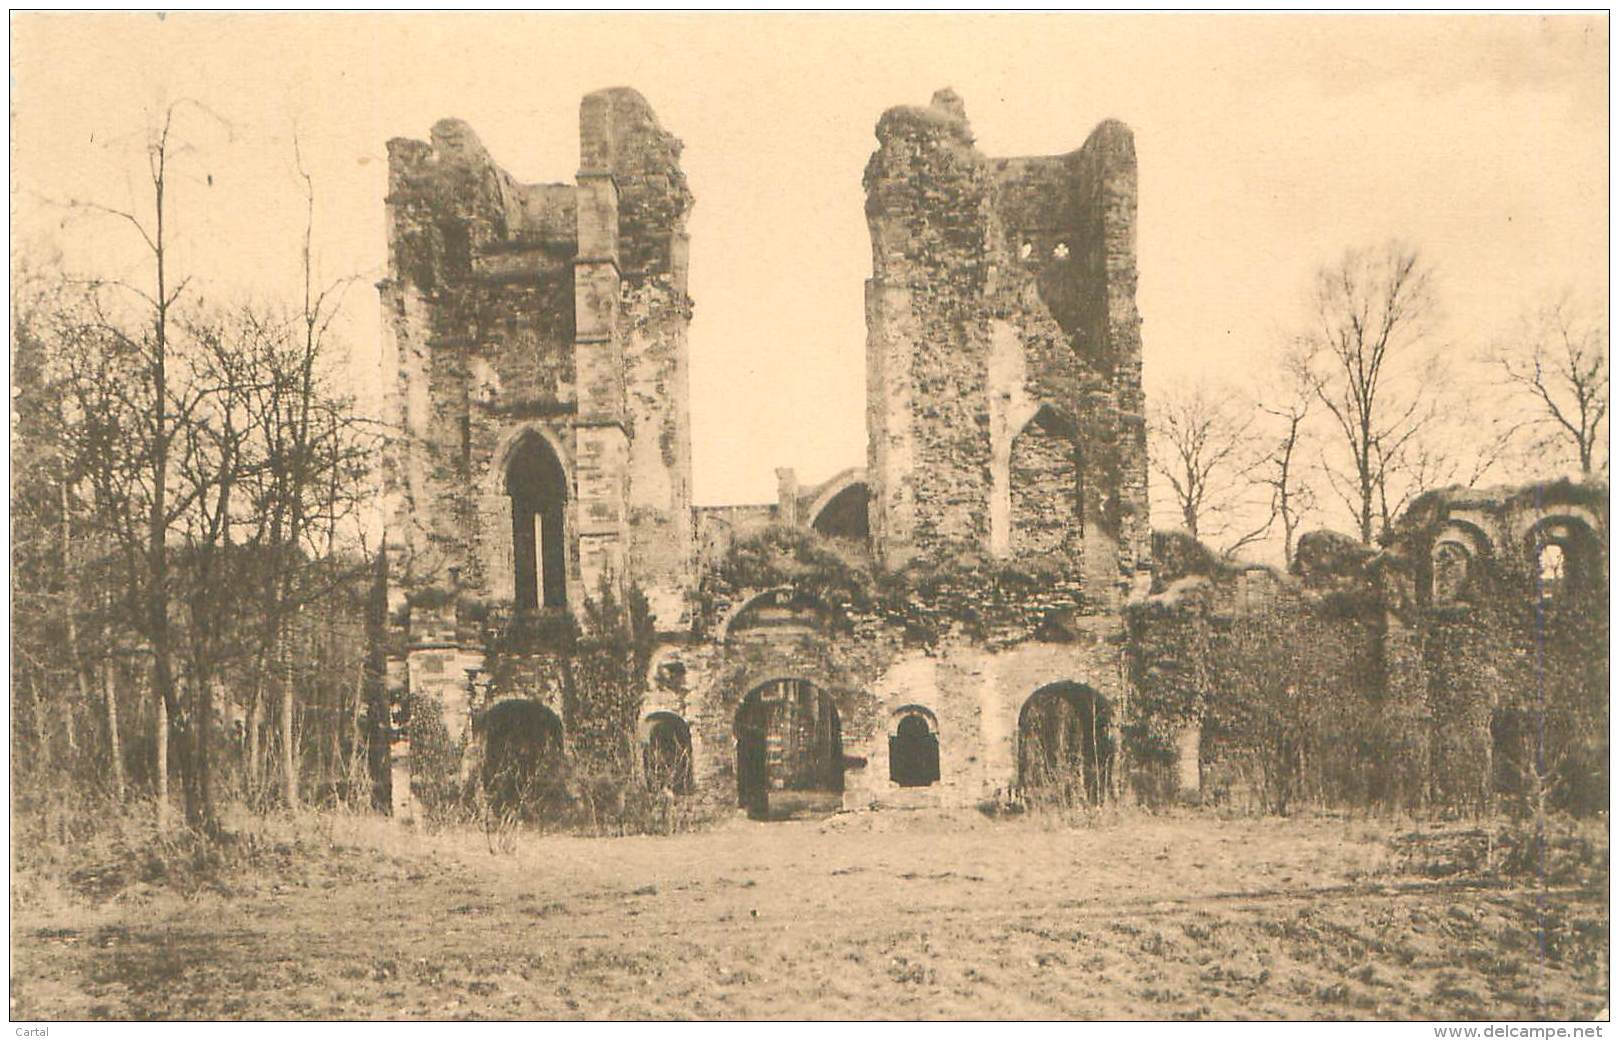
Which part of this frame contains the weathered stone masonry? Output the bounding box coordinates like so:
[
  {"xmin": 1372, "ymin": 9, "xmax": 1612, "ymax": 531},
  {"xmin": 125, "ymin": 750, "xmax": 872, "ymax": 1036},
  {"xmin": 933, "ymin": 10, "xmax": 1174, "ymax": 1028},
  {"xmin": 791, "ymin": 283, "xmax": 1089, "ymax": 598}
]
[
  {"xmin": 376, "ymin": 86, "xmax": 1601, "ymax": 822},
  {"xmin": 378, "ymin": 87, "xmax": 1155, "ymax": 818},
  {"xmin": 378, "ymin": 89, "xmax": 695, "ymax": 814}
]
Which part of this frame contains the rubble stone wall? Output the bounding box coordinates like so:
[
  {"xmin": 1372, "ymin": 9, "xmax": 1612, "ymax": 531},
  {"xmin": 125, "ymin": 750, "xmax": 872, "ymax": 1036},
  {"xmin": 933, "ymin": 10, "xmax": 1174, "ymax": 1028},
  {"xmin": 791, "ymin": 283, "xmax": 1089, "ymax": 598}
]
[{"xmin": 862, "ymin": 90, "xmax": 1148, "ymax": 614}]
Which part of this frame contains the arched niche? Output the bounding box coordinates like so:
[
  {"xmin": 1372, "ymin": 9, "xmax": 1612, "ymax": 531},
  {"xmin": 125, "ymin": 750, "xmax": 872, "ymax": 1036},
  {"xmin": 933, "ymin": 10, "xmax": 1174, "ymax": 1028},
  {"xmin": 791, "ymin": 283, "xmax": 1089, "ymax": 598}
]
[
  {"xmin": 641, "ymin": 711, "xmax": 694, "ymax": 795},
  {"xmin": 1010, "ymin": 404, "xmax": 1083, "ymax": 558},
  {"xmin": 888, "ymin": 705, "xmax": 940, "ymax": 788}
]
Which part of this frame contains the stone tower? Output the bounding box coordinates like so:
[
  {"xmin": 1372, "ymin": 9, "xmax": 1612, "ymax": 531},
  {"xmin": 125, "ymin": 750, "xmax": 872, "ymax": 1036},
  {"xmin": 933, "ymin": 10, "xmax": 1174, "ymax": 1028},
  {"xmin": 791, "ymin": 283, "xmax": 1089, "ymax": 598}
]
[
  {"xmin": 379, "ymin": 87, "xmax": 694, "ymax": 626},
  {"xmin": 863, "ymin": 89, "xmax": 1149, "ymax": 611},
  {"xmin": 377, "ymin": 89, "xmax": 694, "ymax": 812}
]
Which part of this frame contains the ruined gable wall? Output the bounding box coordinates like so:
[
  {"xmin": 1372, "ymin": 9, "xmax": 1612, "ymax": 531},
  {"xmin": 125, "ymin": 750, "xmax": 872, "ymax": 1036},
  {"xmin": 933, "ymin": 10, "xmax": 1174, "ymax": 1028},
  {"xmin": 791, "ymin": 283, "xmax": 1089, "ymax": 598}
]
[
  {"xmin": 987, "ymin": 126, "xmax": 1148, "ymax": 608},
  {"xmin": 381, "ymin": 92, "xmax": 695, "ymax": 627}
]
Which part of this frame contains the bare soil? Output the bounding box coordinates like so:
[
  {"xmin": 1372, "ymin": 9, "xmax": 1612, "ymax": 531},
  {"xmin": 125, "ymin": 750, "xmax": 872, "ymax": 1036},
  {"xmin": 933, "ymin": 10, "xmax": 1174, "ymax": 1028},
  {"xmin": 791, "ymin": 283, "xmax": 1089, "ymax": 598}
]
[{"xmin": 9, "ymin": 810, "xmax": 1608, "ymax": 1020}]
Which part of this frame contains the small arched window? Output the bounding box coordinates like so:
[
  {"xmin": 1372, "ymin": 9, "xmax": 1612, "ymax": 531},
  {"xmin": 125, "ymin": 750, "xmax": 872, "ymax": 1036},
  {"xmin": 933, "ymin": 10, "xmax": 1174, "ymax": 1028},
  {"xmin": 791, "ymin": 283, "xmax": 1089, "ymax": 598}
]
[{"xmin": 1431, "ymin": 541, "xmax": 1471, "ymax": 604}]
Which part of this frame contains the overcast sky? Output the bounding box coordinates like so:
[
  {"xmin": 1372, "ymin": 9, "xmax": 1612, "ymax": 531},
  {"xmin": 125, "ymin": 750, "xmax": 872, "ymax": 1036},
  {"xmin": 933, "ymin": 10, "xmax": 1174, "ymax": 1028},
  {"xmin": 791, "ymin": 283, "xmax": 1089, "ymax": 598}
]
[{"xmin": 12, "ymin": 12, "xmax": 1608, "ymax": 508}]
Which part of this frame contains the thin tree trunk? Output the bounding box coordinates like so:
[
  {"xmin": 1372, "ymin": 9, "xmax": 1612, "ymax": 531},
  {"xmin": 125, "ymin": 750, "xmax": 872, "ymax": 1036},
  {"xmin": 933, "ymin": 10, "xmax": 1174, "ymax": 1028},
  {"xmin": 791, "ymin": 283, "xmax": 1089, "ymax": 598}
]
[
  {"xmin": 193, "ymin": 669, "xmax": 217, "ymax": 831},
  {"xmin": 156, "ymin": 690, "xmax": 169, "ymax": 828},
  {"xmin": 62, "ymin": 701, "xmax": 78, "ymax": 759},
  {"xmin": 348, "ymin": 639, "xmax": 367, "ymax": 800},
  {"xmin": 61, "ymin": 481, "xmax": 92, "ymax": 769},
  {"xmin": 103, "ymin": 659, "xmax": 125, "ymax": 800},
  {"xmin": 281, "ymin": 621, "xmax": 298, "ymax": 807},
  {"xmin": 28, "ymin": 674, "xmax": 51, "ymax": 767},
  {"xmin": 244, "ymin": 677, "xmax": 262, "ymax": 798}
]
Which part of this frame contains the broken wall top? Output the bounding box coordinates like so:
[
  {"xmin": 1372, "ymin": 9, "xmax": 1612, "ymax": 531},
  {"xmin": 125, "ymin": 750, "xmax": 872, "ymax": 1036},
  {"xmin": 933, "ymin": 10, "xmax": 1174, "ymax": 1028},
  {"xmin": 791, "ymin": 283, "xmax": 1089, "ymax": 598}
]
[{"xmin": 385, "ymin": 88, "xmax": 693, "ymax": 288}]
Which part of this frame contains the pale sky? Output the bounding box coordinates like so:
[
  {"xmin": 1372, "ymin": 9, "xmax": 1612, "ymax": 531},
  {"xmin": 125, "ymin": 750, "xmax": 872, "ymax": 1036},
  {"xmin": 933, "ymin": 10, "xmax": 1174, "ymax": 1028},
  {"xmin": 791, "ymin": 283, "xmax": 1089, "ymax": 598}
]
[{"xmin": 11, "ymin": 13, "xmax": 1609, "ymax": 509}]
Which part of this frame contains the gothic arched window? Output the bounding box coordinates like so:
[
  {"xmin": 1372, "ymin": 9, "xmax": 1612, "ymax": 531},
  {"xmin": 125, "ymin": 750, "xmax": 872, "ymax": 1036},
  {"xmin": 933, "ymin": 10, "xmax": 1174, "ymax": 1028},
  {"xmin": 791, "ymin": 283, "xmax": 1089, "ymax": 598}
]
[{"xmin": 506, "ymin": 433, "xmax": 568, "ymax": 610}]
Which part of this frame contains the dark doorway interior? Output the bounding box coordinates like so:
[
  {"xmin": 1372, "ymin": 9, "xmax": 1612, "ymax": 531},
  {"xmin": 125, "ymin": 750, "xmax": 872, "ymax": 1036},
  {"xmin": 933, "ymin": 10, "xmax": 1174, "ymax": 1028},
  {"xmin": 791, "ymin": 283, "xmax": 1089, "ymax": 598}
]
[
  {"xmin": 889, "ymin": 712, "xmax": 940, "ymax": 787},
  {"xmin": 735, "ymin": 679, "xmax": 843, "ymax": 818},
  {"xmin": 1017, "ymin": 682, "xmax": 1113, "ymax": 804},
  {"xmin": 483, "ymin": 699, "xmax": 564, "ymax": 812}
]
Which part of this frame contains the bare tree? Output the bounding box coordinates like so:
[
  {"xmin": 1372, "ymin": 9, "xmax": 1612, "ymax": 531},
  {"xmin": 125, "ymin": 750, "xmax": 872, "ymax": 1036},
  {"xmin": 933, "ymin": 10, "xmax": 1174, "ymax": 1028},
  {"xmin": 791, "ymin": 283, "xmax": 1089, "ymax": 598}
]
[
  {"xmin": 1488, "ymin": 294, "xmax": 1609, "ymax": 478},
  {"xmin": 1250, "ymin": 390, "xmax": 1316, "ymax": 568},
  {"xmin": 61, "ymin": 105, "xmax": 203, "ymax": 825},
  {"xmin": 22, "ymin": 107, "xmax": 377, "ymax": 830},
  {"xmin": 1148, "ymin": 379, "xmax": 1262, "ymax": 555},
  {"xmin": 1294, "ymin": 242, "xmax": 1443, "ymax": 545},
  {"xmin": 252, "ymin": 136, "xmax": 367, "ymax": 809}
]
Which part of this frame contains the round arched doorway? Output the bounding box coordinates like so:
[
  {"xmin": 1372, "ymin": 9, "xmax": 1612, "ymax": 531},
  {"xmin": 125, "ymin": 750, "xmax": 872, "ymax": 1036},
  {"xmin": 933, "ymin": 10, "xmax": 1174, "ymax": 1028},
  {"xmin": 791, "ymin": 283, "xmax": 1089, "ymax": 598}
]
[
  {"xmin": 482, "ymin": 699, "xmax": 564, "ymax": 814},
  {"xmin": 889, "ymin": 707, "xmax": 940, "ymax": 788},
  {"xmin": 735, "ymin": 678, "xmax": 843, "ymax": 819},
  {"xmin": 1017, "ymin": 682, "xmax": 1113, "ymax": 805},
  {"xmin": 642, "ymin": 712, "xmax": 694, "ymax": 795}
]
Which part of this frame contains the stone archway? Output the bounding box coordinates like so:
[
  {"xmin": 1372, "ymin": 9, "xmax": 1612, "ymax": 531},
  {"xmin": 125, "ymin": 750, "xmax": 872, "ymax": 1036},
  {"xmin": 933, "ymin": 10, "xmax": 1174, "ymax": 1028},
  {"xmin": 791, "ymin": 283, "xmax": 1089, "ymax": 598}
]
[
  {"xmin": 735, "ymin": 678, "xmax": 844, "ymax": 819},
  {"xmin": 1017, "ymin": 682, "xmax": 1113, "ymax": 805},
  {"xmin": 810, "ymin": 480, "xmax": 870, "ymax": 543},
  {"xmin": 642, "ymin": 711, "xmax": 694, "ymax": 795},
  {"xmin": 482, "ymin": 699, "xmax": 564, "ymax": 813},
  {"xmin": 889, "ymin": 707, "xmax": 940, "ymax": 788}
]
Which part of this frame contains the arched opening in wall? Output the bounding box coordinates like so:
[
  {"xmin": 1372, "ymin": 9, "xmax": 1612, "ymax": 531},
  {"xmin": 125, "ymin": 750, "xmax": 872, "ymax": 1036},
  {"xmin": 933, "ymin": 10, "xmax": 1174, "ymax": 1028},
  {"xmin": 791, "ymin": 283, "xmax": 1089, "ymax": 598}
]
[
  {"xmin": 1011, "ymin": 406, "xmax": 1081, "ymax": 559},
  {"xmin": 643, "ymin": 712, "xmax": 693, "ymax": 795},
  {"xmin": 1490, "ymin": 706, "xmax": 1539, "ymax": 806},
  {"xmin": 506, "ymin": 431, "xmax": 568, "ymax": 610},
  {"xmin": 1017, "ymin": 682, "xmax": 1113, "ymax": 805},
  {"xmin": 811, "ymin": 482, "xmax": 870, "ymax": 543},
  {"xmin": 1536, "ymin": 541, "xmax": 1567, "ymax": 602},
  {"xmin": 1526, "ymin": 515, "xmax": 1604, "ymax": 607},
  {"xmin": 889, "ymin": 708, "xmax": 940, "ymax": 788},
  {"xmin": 482, "ymin": 699, "xmax": 564, "ymax": 813},
  {"xmin": 734, "ymin": 679, "xmax": 843, "ymax": 819},
  {"xmin": 1431, "ymin": 541, "xmax": 1472, "ymax": 605}
]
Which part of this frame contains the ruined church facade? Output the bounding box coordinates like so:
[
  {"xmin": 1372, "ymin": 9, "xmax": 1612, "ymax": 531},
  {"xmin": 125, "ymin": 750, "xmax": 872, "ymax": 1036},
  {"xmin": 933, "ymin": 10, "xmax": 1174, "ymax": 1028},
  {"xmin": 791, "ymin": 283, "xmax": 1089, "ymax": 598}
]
[
  {"xmin": 378, "ymin": 87, "xmax": 1151, "ymax": 818},
  {"xmin": 377, "ymin": 87, "xmax": 1606, "ymax": 822}
]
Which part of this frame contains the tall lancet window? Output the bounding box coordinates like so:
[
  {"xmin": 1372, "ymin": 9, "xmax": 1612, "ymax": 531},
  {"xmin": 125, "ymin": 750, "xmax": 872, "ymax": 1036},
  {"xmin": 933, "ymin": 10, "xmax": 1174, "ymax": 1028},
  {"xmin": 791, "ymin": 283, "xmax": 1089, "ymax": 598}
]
[{"xmin": 507, "ymin": 433, "xmax": 568, "ymax": 610}]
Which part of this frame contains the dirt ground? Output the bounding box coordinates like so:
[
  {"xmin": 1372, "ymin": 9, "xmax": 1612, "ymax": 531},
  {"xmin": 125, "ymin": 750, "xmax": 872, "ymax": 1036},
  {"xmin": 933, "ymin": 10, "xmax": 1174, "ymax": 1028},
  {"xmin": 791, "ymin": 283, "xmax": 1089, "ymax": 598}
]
[{"xmin": 9, "ymin": 809, "xmax": 1609, "ymax": 1021}]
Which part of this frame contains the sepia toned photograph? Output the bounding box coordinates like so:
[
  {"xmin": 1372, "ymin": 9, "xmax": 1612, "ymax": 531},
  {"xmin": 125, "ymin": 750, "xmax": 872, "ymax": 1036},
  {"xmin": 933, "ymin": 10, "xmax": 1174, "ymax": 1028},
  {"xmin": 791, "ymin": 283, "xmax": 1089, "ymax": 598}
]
[{"xmin": 7, "ymin": 10, "xmax": 1610, "ymax": 1024}]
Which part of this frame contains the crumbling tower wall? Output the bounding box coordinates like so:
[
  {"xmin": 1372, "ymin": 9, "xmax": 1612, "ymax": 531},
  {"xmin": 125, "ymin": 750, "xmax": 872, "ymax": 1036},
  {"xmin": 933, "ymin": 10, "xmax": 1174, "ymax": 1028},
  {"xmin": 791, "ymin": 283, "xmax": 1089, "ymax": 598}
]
[
  {"xmin": 863, "ymin": 89, "xmax": 1148, "ymax": 611},
  {"xmin": 378, "ymin": 88, "xmax": 694, "ymax": 629},
  {"xmin": 377, "ymin": 90, "xmax": 694, "ymax": 817}
]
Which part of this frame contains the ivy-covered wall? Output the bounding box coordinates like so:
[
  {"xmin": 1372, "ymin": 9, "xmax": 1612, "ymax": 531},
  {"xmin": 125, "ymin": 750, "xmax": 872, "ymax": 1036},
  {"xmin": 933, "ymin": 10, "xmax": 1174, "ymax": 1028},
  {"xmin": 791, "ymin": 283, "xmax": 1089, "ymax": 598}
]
[{"xmin": 1126, "ymin": 481, "xmax": 1608, "ymax": 816}]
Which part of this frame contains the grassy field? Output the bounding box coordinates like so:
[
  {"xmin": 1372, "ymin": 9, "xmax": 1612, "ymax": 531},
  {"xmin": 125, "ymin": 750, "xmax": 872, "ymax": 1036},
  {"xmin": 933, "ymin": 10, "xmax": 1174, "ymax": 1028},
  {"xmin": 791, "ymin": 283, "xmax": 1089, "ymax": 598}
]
[{"xmin": 9, "ymin": 808, "xmax": 1609, "ymax": 1020}]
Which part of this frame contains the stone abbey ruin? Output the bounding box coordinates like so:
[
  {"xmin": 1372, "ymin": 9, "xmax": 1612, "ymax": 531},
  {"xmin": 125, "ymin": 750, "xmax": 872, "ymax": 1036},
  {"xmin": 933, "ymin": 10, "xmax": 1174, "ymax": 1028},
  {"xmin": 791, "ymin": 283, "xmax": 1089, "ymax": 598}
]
[{"xmin": 378, "ymin": 87, "xmax": 1608, "ymax": 821}]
